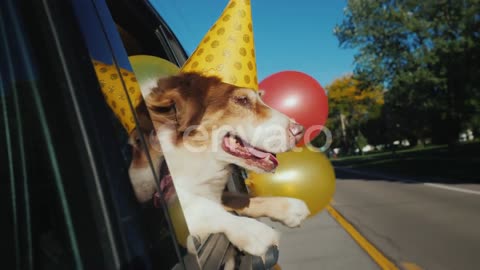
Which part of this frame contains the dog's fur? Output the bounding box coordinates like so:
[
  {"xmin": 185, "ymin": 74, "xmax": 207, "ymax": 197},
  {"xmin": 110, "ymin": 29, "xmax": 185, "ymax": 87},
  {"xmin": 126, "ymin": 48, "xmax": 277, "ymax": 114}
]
[
  {"xmin": 129, "ymin": 72, "xmax": 310, "ymax": 257},
  {"xmin": 128, "ymin": 102, "xmax": 164, "ymax": 202}
]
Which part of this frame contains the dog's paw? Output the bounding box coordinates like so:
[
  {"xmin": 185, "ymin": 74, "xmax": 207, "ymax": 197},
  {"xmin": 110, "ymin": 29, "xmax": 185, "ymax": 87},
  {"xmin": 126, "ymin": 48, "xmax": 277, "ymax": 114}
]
[
  {"xmin": 278, "ymin": 198, "xmax": 310, "ymax": 227},
  {"xmin": 226, "ymin": 217, "xmax": 279, "ymax": 257}
]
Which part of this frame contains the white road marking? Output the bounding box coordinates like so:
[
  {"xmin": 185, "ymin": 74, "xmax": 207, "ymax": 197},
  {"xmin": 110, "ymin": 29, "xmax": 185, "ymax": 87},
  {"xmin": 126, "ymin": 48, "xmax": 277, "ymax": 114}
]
[
  {"xmin": 336, "ymin": 167, "xmax": 480, "ymax": 196},
  {"xmin": 423, "ymin": 183, "xmax": 480, "ymax": 196}
]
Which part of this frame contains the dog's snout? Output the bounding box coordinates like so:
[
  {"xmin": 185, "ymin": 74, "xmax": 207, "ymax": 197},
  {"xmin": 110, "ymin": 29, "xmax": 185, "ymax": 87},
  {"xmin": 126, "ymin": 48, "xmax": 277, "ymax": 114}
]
[{"xmin": 289, "ymin": 122, "xmax": 304, "ymax": 136}]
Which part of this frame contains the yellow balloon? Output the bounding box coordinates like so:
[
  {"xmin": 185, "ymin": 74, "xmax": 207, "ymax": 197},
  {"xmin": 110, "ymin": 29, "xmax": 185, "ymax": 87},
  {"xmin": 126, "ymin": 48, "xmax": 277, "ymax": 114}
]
[
  {"xmin": 168, "ymin": 196, "xmax": 189, "ymax": 248},
  {"xmin": 128, "ymin": 55, "xmax": 180, "ymax": 90},
  {"xmin": 246, "ymin": 148, "xmax": 336, "ymax": 217}
]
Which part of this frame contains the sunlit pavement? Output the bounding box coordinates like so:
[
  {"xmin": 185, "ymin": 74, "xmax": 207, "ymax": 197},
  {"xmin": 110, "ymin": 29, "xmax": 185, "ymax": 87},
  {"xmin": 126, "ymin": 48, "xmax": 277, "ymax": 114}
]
[
  {"xmin": 332, "ymin": 168, "xmax": 480, "ymax": 270},
  {"xmin": 263, "ymin": 211, "xmax": 379, "ymax": 270},
  {"xmin": 263, "ymin": 168, "xmax": 480, "ymax": 270}
]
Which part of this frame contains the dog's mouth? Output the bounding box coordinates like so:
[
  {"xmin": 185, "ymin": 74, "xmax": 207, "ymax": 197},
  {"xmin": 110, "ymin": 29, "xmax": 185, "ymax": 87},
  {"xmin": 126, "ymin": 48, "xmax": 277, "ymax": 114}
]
[
  {"xmin": 160, "ymin": 174, "xmax": 175, "ymax": 203},
  {"xmin": 222, "ymin": 133, "xmax": 279, "ymax": 172}
]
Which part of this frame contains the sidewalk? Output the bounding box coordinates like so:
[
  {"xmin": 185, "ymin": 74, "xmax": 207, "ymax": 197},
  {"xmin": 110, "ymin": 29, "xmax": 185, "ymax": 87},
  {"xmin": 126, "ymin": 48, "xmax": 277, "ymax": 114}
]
[{"xmin": 263, "ymin": 210, "xmax": 380, "ymax": 270}]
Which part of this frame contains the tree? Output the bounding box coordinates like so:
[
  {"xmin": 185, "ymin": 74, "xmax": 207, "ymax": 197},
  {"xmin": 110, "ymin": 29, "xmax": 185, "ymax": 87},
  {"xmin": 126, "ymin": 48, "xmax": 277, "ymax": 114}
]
[
  {"xmin": 335, "ymin": 0, "xmax": 480, "ymax": 148},
  {"xmin": 323, "ymin": 74, "xmax": 384, "ymax": 154}
]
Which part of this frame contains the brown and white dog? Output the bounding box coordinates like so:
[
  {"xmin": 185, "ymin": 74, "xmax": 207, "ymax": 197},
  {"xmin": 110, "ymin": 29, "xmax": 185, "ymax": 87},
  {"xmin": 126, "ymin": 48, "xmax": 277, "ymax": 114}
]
[{"xmin": 129, "ymin": 72, "xmax": 310, "ymax": 257}]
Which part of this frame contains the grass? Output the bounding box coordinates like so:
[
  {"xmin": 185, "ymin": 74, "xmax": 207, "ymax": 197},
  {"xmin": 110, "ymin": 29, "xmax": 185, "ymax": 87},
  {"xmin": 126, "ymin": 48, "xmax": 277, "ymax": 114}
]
[{"xmin": 331, "ymin": 142, "xmax": 480, "ymax": 183}]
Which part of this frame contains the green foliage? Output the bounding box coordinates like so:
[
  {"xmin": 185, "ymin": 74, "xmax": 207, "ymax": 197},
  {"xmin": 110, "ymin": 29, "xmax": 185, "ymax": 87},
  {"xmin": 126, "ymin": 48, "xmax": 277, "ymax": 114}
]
[
  {"xmin": 356, "ymin": 132, "xmax": 369, "ymax": 150},
  {"xmin": 335, "ymin": 0, "xmax": 480, "ymax": 147},
  {"xmin": 322, "ymin": 74, "xmax": 384, "ymax": 154}
]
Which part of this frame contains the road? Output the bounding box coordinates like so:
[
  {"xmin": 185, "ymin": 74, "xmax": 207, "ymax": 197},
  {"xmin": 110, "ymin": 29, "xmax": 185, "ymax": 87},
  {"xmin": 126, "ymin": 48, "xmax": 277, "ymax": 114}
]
[{"xmin": 333, "ymin": 168, "xmax": 480, "ymax": 270}]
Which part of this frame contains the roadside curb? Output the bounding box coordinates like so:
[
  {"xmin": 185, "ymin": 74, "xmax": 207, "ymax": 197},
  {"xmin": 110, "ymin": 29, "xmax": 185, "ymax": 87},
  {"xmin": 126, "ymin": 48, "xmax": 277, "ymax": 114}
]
[{"xmin": 334, "ymin": 166, "xmax": 419, "ymax": 183}]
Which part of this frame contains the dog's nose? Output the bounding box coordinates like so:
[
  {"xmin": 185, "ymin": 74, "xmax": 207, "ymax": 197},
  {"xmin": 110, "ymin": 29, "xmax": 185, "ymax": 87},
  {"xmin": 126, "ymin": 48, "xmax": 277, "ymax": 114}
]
[{"xmin": 289, "ymin": 122, "xmax": 304, "ymax": 142}]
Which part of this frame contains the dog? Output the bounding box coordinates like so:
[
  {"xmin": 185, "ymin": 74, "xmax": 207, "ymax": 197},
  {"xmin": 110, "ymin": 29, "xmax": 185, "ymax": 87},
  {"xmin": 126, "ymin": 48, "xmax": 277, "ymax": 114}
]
[
  {"xmin": 129, "ymin": 72, "xmax": 310, "ymax": 258},
  {"xmin": 128, "ymin": 100, "xmax": 165, "ymax": 203}
]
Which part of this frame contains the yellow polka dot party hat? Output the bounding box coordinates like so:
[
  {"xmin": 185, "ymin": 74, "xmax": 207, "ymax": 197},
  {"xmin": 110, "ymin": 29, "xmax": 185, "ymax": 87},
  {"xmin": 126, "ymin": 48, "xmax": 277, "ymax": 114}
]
[
  {"xmin": 181, "ymin": 0, "xmax": 259, "ymax": 90},
  {"xmin": 92, "ymin": 59, "xmax": 143, "ymax": 134}
]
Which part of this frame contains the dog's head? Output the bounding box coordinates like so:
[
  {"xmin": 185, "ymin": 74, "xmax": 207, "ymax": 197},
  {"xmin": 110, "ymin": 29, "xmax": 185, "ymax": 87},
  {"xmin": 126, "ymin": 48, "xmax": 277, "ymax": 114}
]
[{"xmin": 145, "ymin": 72, "xmax": 304, "ymax": 173}]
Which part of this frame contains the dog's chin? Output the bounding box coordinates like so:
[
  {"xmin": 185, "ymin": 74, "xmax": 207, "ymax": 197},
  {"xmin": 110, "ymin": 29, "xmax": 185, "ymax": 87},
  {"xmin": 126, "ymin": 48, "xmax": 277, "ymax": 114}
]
[{"xmin": 220, "ymin": 133, "xmax": 279, "ymax": 173}]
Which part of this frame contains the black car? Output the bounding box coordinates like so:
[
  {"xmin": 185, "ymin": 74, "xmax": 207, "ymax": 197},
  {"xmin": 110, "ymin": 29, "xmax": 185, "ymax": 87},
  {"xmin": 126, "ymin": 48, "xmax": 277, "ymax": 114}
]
[{"xmin": 0, "ymin": 0, "xmax": 277, "ymax": 269}]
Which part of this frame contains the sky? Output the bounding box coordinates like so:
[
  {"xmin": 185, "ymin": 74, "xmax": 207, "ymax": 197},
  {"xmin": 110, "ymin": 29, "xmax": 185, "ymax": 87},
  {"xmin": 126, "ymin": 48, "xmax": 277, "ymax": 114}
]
[{"xmin": 151, "ymin": 0, "xmax": 356, "ymax": 87}]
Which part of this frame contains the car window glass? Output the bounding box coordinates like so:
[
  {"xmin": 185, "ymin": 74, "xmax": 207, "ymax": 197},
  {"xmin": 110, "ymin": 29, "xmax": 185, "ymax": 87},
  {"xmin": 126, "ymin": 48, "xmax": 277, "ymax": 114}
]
[
  {"xmin": 69, "ymin": 1, "xmax": 197, "ymax": 269},
  {"xmin": 0, "ymin": 2, "xmax": 82, "ymax": 269},
  {"xmin": 2, "ymin": 0, "xmax": 193, "ymax": 269},
  {"xmin": 0, "ymin": 21, "xmax": 24, "ymax": 270}
]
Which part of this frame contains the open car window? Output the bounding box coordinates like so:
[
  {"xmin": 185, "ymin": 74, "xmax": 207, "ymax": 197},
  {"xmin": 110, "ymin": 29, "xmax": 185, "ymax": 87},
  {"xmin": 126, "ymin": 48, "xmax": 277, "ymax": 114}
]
[{"xmin": 92, "ymin": 0, "xmax": 268, "ymax": 269}]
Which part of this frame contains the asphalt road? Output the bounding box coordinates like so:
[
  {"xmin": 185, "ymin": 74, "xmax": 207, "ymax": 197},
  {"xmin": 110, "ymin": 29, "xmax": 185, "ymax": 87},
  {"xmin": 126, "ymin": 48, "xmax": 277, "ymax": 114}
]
[{"xmin": 333, "ymin": 168, "xmax": 480, "ymax": 270}]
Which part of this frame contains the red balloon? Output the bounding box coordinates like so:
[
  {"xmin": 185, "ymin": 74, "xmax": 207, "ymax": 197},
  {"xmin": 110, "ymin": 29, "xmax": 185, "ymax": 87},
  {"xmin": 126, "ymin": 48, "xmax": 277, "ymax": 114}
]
[{"xmin": 259, "ymin": 71, "xmax": 328, "ymax": 145}]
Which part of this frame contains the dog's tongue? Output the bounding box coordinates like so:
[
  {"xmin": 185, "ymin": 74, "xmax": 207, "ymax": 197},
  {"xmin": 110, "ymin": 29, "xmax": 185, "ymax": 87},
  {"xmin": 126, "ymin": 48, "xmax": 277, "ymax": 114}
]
[
  {"xmin": 246, "ymin": 146, "xmax": 270, "ymax": 159},
  {"xmin": 247, "ymin": 146, "xmax": 279, "ymax": 167}
]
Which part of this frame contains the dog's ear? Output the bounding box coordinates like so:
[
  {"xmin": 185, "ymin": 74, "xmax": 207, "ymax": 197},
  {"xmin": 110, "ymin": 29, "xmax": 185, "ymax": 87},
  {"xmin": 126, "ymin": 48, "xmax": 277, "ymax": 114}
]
[
  {"xmin": 145, "ymin": 84, "xmax": 184, "ymax": 128},
  {"xmin": 134, "ymin": 100, "xmax": 155, "ymax": 133},
  {"xmin": 146, "ymin": 73, "xmax": 216, "ymax": 132}
]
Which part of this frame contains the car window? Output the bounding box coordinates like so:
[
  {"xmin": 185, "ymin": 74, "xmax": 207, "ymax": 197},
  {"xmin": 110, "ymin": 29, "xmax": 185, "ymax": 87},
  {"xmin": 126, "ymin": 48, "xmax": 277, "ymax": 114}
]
[
  {"xmin": 0, "ymin": 0, "xmax": 191, "ymax": 269},
  {"xmin": 105, "ymin": 0, "xmax": 187, "ymax": 66},
  {"xmin": 0, "ymin": 2, "xmax": 91, "ymax": 269},
  {"xmin": 69, "ymin": 0, "xmax": 196, "ymax": 269},
  {"xmin": 102, "ymin": 1, "xmax": 270, "ymax": 269}
]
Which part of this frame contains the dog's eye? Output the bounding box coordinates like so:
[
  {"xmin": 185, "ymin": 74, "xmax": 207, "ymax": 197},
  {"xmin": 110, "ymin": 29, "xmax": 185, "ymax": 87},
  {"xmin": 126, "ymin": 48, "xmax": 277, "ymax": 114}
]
[{"xmin": 233, "ymin": 96, "xmax": 251, "ymax": 107}]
